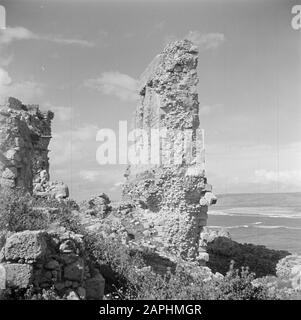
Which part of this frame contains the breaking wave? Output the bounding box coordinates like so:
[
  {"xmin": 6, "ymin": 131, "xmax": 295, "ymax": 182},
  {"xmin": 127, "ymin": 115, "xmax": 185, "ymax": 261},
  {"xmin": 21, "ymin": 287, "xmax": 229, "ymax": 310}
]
[
  {"xmin": 209, "ymin": 224, "xmax": 301, "ymax": 231},
  {"xmin": 209, "ymin": 207, "xmax": 301, "ymax": 219}
]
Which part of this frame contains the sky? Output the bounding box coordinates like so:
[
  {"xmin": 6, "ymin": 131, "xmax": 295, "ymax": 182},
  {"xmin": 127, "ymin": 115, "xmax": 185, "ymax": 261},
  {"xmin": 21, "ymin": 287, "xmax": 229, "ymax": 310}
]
[{"xmin": 0, "ymin": 0, "xmax": 300, "ymax": 201}]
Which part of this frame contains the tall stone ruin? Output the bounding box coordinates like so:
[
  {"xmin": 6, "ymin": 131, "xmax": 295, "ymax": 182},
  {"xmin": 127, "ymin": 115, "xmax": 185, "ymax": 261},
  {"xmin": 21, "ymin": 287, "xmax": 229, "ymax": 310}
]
[
  {"xmin": 0, "ymin": 97, "xmax": 53, "ymax": 192},
  {"xmin": 123, "ymin": 40, "xmax": 217, "ymax": 260}
]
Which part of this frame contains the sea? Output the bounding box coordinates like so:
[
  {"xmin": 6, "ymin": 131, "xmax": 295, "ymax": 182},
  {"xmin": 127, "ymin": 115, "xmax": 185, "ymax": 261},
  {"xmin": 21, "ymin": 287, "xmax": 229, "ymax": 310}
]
[{"xmin": 207, "ymin": 193, "xmax": 301, "ymax": 254}]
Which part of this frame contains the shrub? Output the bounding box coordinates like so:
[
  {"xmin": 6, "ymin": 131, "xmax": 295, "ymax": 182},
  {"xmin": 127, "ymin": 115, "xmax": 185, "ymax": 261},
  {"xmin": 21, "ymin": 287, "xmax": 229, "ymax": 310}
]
[
  {"xmin": 83, "ymin": 232, "xmax": 145, "ymax": 299},
  {"xmin": 0, "ymin": 189, "xmax": 48, "ymax": 232},
  {"xmin": 0, "ymin": 189, "xmax": 82, "ymax": 233},
  {"xmin": 83, "ymin": 233, "xmax": 277, "ymax": 300}
]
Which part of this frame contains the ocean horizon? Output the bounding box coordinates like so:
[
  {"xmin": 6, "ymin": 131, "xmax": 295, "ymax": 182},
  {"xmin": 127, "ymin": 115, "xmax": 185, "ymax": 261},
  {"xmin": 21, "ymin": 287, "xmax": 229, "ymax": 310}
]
[{"xmin": 207, "ymin": 192, "xmax": 301, "ymax": 254}]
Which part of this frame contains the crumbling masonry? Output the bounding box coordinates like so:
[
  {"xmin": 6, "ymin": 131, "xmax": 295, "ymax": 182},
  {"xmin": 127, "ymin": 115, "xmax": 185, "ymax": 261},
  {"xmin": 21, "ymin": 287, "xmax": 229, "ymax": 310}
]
[
  {"xmin": 0, "ymin": 97, "xmax": 53, "ymax": 192},
  {"xmin": 0, "ymin": 97, "xmax": 68, "ymax": 199},
  {"xmin": 123, "ymin": 40, "xmax": 217, "ymax": 260}
]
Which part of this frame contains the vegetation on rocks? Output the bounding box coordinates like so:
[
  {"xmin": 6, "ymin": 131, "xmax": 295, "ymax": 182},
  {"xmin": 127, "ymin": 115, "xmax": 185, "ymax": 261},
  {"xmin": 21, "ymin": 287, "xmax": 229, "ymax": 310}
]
[{"xmin": 0, "ymin": 190, "xmax": 299, "ymax": 300}]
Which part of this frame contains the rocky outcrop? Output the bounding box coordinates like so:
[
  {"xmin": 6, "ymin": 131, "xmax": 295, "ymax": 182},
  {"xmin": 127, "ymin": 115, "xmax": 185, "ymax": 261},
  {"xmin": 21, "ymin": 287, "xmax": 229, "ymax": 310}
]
[
  {"xmin": 204, "ymin": 234, "xmax": 290, "ymax": 277},
  {"xmin": 199, "ymin": 227, "xmax": 231, "ymax": 247},
  {"xmin": 0, "ymin": 230, "xmax": 105, "ymax": 299},
  {"xmin": 122, "ymin": 40, "xmax": 216, "ymax": 260},
  {"xmin": 0, "ymin": 97, "xmax": 53, "ymax": 192}
]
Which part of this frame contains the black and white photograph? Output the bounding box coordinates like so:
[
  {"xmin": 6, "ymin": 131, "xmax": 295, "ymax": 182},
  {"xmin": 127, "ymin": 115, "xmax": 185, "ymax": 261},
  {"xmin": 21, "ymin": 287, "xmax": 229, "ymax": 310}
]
[{"xmin": 0, "ymin": 0, "xmax": 300, "ymax": 308}]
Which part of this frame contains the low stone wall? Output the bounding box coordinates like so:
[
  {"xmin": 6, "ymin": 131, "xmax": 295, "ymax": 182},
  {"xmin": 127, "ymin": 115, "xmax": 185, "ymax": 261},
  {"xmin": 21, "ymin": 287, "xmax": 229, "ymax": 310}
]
[{"xmin": 0, "ymin": 230, "xmax": 105, "ymax": 300}]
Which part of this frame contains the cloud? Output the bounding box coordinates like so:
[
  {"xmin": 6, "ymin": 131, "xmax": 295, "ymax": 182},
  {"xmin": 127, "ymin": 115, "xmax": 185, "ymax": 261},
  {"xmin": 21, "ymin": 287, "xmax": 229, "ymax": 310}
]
[
  {"xmin": 0, "ymin": 26, "xmax": 94, "ymax": 48},
  {"xmin": 0, "ymin": 26, "xmax": 36, "ymax": 46},
  {"xmin": 0, "ymin": 54, "xmax": 13, "ymax": 67},
  {"xmin": 50, "ymin": 124, "xmax": 99, "ymax": 166},
  {"xmin": 253, "ymin": 169, "xmax": 301, "ymax": 187},
  {"xmin": 42, "ymin": 35, "xmax": 94, "ymax": 47},
  {"xmin": 84, "ymin": 71, "xmax": 138, "ymax": 102},
  {"xmin": 0, "ymin": 67, "xmax": 43, "ymax": 104},
  {"xmin": 79, "ymin": 169, "xmax": 125, "ymax": 190},
  {"xmin": 0, "ymin": 67, "xmax": 11, "ymax": 86},
  {"xmin": 79, "ymin": 170, "xmax": 102, "ymax": 182},
  {"xmin": 199, "ymin": 103, "xmax": 223, "ymax": 116},
  {"xmin": 206, "ymin": 141, "xmax": 301, "ymax": 194},
  {"xmin": 185, "ymin": 31, "xmax": 225, "ymax": 51}
]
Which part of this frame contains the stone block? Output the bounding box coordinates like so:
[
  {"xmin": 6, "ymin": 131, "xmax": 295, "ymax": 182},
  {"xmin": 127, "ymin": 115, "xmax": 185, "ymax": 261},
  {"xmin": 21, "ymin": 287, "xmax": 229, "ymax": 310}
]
[
  {"xmin": 4, "ymin": 230, "xmax": 47, "ymax": 262},
  {"xmin": 0, "ymin": 263, "xmax": 33, "ymax": 289},
  {"xmin": 2, "ymin": 167, "xmax": 17, "ymax": 179}
]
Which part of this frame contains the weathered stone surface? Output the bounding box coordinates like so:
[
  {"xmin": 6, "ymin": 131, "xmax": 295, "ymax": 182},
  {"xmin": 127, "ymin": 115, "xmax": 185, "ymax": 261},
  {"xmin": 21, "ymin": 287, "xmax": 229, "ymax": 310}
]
[
  {"xmin": 122, "ymin": 39, "xmax": 216, "ymax": 260},
  {"xmin": 199, "ymin": 227, "xmax": 231, "ymax": 247},
  {"xmin": 0, "ymin": 264, "xmax": 6, "ymax": 289},
  {"xmin": 46, "ymin": 181, "xmax": 69, "ymax": 200},
  {"xmin": 85, "ymin": 274, "xmax": 105, "ymax": 300},
  {"xmin": 0, "ymin": 97, "xmax": 53, "ymax": 192},
  {"xmin": 0, "ymin": 263, "xmax": 33, "ymax": 289},
  {"xmin": 276, "ymin": 254, "xmax": 301, "ymax": 290},
  {"xmin": 0, "ymin": 97, "xmax": 69, "ymax": 200},
  {"xmin": 4, "ymin": 230, "xmax": 47, "ymax": 262}
]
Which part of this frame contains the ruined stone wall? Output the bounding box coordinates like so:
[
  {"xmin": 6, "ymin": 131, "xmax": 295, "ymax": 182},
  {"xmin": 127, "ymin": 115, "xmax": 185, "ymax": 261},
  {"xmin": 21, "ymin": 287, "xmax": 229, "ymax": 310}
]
[
  {"xmin": 0, "ymin": 230, "xmax": 105, "ymax": 299},
  {"xmin": 0, "ymin": 97, "xmax": 53, "ymax": 192},
  {"xmin": 123, "ymin": 40, "xmax": 216, "ymax": 260}
]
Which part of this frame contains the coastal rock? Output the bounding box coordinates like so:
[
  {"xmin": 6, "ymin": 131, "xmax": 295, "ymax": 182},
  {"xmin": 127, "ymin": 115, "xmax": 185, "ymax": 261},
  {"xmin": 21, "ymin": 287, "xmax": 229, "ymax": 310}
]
[
  {"xmin": 199, "ymin": 227, "xmax": 231, "ymax": 247},
  {"xmin": 206, "ymin": 236, "xmax": 290, "ymax": 277},
  {"xmin": 4, "ymin": 230, "xmax": 47, "ymax": 262}
]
